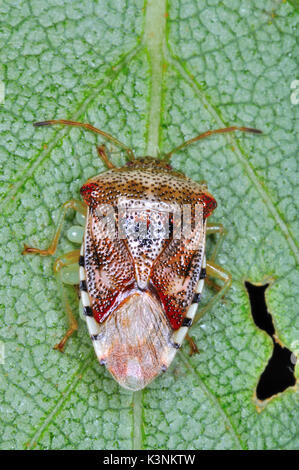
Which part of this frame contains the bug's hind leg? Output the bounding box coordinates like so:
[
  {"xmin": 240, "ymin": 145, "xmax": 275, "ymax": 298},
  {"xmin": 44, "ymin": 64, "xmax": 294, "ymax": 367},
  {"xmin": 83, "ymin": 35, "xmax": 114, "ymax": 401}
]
[
  {"xmin": 53, "ymin": 250, "xmax": 81, "ymax": 352},
  {"xmin": 186, "ymin": 333, "xmax": 200, "ymax": 356},
  {"xmin": 184, "ymin": 224, "xmax": 231, "ymax": 353},
  {"xmin": 22, "ymin": 200, "xmax": 86, "ymax": 256},
  {"xmin": 193, "ymin": 260, "xmax": 232, "ymax": 326}
]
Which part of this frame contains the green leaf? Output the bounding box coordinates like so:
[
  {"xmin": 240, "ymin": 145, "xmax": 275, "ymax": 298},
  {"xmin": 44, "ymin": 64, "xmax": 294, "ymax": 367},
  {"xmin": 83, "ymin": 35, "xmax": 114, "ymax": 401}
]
[{"xmin": 0, "ymin": 0, "xmax": 298, "ymax": 450}]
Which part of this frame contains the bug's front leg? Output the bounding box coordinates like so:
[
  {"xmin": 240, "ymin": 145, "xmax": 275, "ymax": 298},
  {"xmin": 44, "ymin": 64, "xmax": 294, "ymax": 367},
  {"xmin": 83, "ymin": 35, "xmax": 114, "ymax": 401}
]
[
  {"xmin": 22, "ymin": 200, "xmax": 86, "ymax": 256},
  {"xmin": 53, "ymin": 250, "xmax": 81, "ymax": 352},
  {"xmin": 97, "ymin": 144, "xmax": 116, "ymax": 169}
]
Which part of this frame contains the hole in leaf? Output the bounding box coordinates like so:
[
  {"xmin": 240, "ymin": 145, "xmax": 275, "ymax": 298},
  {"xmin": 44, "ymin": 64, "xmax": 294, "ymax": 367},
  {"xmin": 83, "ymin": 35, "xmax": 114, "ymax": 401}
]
[
  {"xmin": 256, "ymin": 340, "xmax": 296, "ymax": 401},
  {"xmin": 245, "ymin": 281, "xmax": 296, "ymax": 401}
]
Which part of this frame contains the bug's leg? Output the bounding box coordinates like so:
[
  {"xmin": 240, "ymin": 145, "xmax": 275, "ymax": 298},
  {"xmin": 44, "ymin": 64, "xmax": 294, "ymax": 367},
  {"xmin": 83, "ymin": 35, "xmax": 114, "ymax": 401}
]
[
  {"xmin": 193, "ymin": 260, "xmax": 232, "ymax": 326},
  {"xmin": 186, "ymin": 333, "xmax": 200, "ymax": 356},
  {"xmin": 53, "ymin": 250, "xmax": 80, "ymax": 352},
  {"xmin": 184, "ymin": 226, "xmax": 230, "ymax": 352},
  {"xmin": 34, "ymin": 119, "xmax": 135, "ymax": 162},
  {"xmin": 204, "ymin": 277, "xmax": 221, "ymax": 292},
  {"xmin": 164, "ymin": 126, "xmax": 262, "ymax": 161},
  {"xmin": 206, "ymin": 222, "xmax": 226, "ymax": 263},
  {"xmin": 22, "ymin": 200, "xmax": 86, "ymax": 256},
  {"xmin": 97, "ymin": 144, "xmax": 116, "ymax": 169}
]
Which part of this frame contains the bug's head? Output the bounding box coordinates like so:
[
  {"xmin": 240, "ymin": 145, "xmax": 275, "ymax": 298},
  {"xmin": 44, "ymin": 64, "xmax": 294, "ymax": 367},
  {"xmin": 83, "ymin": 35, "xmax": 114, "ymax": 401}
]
[{"xmin": 125, "ymin": 156, "xmax": 173, "ymax": 171}]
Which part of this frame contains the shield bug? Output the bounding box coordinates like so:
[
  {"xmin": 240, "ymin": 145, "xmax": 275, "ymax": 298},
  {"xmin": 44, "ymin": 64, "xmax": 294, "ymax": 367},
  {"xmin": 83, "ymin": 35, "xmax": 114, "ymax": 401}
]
[{"xmin": 23, "ymin": 120, "xmax": 261, "ymax": 390}]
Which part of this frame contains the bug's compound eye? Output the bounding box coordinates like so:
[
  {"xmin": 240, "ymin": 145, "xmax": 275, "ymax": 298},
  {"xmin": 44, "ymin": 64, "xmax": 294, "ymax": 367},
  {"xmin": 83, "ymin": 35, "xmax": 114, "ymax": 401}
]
[
  {"xmin": 201, "ymin": 192, "xmax": 217, "ymax": 218},
  {"xmin": 80, "ymin": 182, "xmax": 99, "ymax": 206}
]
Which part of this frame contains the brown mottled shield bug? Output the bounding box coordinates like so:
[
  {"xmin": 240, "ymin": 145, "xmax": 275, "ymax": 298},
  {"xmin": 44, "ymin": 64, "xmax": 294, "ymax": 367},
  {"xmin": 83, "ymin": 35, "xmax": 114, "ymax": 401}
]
[{"xmin": 23, "ymin": 120, "xmax": 261, "ymax": 390}]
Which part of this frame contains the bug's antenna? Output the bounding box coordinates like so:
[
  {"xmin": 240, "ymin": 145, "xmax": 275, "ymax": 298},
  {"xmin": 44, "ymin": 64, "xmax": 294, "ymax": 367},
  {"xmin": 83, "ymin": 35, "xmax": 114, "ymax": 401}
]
[
  {"xmin": 164, "ymin": 126, "xmax": 262, "ymax": 161},
  {"xmin": 34, "ymin": 119, "xmax": 136, "ymax": 161}
]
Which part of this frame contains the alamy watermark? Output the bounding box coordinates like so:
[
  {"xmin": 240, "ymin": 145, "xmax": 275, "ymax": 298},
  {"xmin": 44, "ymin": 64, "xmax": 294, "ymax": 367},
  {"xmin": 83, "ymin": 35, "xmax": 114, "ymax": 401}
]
[
  {"xmin": 0, "ymin": 81, "xmax": 4, "ymax": 104},
  {"xmin": 290, "ymin": 340, "xmax": 299, "ymax": 366},
  {"xmin": 290, "ymin": 80, "xmax": 299, "ymax": 105},
  {"xmin": 93, "ymin": 202, "xmax": 204, "ymax": 249},
  {"xmin": 0, "ymin": 341, "xmax": 4, "ymax": 364}
]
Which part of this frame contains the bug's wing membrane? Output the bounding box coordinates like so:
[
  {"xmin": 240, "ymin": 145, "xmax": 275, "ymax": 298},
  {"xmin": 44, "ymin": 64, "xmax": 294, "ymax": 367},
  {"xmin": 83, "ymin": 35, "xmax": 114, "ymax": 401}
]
[
  {"xmin": 84, "ymin": 207, "xmax": 136, "ymax": 323},
  {"xmin": 94, "ymin": 292, "xmax": 172, "ymax": 390},
  {"xmin": 151, "ymin": 209, "xmax": 206, "ymax": 329}
]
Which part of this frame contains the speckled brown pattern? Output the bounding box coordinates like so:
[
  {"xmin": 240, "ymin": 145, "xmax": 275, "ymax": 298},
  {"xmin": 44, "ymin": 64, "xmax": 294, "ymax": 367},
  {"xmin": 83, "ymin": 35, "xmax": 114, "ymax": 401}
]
[
  {"xmin": 81, "ymin": 156, "xmax": 216, "ymax": 213},
  {"xmin": 80, "ymin": 157, "xmax": 216, "ymax": 330}
]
